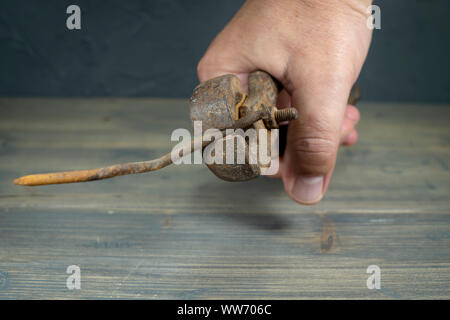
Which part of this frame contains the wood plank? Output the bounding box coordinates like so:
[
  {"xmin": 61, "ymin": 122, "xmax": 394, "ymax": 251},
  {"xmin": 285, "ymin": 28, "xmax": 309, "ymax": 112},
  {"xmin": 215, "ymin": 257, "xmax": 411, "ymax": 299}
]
[{"xmin": 0, "ymin": 98, "xmax": 449, "ymax": 299}]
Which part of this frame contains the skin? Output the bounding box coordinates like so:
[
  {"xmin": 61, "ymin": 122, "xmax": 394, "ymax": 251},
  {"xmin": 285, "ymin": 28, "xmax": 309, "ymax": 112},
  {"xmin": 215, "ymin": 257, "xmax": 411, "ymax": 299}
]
[{"xmin": 198, "ymin": 0, "xmax": 373, "ymax": 205}]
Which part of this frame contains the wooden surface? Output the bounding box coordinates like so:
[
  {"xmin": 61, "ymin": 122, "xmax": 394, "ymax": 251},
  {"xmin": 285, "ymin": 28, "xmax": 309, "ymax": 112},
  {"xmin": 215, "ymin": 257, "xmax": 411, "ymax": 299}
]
[{"xmin": 0, "ymin": 98, "xmax": 449, "ymax": 299}]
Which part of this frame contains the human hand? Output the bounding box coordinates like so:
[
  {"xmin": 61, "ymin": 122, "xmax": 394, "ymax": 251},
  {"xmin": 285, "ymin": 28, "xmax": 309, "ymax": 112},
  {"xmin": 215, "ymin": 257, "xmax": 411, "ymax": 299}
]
[{"xmin": 198, "ymin": 0, "xmax": 373, "ymax": 204}]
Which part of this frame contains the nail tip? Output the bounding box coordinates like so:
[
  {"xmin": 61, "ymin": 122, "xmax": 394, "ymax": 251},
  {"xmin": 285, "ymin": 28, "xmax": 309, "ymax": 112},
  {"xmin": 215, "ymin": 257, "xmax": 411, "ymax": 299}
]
[
  {"xmin": 292, "ymin": 193, "xmax": 324, "ymax": 205},
  {"xmin": 290, "ymin": 175, "xmax": 324, "ymax": 205}
]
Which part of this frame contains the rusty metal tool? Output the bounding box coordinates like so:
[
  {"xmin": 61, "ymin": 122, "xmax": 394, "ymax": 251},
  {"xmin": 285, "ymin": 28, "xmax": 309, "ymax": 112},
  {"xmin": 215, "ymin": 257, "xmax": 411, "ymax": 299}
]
[
  {"xmin": 14, "ymin": 71, "xmax": 297, "ymax": 186},
  {"xmin": 14, "ymin": 71, "xmax": 359, "ymax": 186}
]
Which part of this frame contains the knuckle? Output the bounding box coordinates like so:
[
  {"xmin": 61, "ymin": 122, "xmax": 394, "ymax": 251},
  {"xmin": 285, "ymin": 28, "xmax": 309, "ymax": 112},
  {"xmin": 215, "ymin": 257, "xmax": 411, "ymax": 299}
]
[
  {"xmin": 290, "ymin": 120, "xmax": 339, "ymax": 174},
  {"xmin": 293, "ymin": 136, "xmax": 336, "ymax": 169},
  {"xmin": 294, "ymin": 136, "xmax": 335, "ymax": 156}
]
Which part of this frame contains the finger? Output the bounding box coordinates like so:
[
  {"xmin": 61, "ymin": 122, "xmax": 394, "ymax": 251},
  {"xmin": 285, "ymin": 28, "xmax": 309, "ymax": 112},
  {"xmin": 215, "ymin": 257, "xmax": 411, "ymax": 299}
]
[
  {"xmin": 197, "ymin": 38, "xmax": 255, "ymax": 91},
  {"xmin": 340, "ymin": 105, "xmax": 360, "ymax": 145},
  {"xmin": 280, "ymin": 67, "xmax": 354, "ymax": 205},
  {"xmin": 269, "ymin": 104, "xmax": 359, "ymax": 179},
  {"xmin": 345, "ymin": 104, "xmax": 360, "ymax": 123},
  {"xmin": 342, "ymin": 129, "xmax": 359, "ymax": 146}
]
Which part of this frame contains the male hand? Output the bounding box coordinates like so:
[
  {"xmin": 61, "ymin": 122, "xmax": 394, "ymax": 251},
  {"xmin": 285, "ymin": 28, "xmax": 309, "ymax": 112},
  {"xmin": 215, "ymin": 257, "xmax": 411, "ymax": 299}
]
[{"xmin": 198, "ymin": 0, "xmax": 373, "ymax": 204}]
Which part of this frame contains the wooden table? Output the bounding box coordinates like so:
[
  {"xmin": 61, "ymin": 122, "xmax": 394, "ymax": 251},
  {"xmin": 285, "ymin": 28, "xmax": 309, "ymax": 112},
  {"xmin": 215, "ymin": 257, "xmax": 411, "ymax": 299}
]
[{"xmin": 0, "ymin": 98, "xmax": 449, "ymax": 299}]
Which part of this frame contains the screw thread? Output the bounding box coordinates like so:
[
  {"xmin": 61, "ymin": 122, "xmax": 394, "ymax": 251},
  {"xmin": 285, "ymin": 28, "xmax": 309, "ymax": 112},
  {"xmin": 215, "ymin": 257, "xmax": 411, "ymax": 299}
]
[{"xmin": 275, "ymin": 108, "xmax": 298, "ymax": 123}]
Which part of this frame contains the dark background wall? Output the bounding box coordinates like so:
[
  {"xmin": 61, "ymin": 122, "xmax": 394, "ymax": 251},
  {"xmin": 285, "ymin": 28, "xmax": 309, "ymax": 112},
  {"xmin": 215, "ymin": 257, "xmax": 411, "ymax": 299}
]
[{"xmin": 0, "ymin": 0, "xmax": 449, "ymax": 102}]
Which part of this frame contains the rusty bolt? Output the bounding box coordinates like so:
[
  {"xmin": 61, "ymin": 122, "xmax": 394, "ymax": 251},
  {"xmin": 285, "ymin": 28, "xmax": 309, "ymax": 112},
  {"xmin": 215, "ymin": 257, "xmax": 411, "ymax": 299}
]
[
  {"xmin": 275, "ymin": 108, "xmax": 297, "ymax": 123},
  {"xmin": 263, "ymin": 107, "xmax": 298, "ymax": 129}
]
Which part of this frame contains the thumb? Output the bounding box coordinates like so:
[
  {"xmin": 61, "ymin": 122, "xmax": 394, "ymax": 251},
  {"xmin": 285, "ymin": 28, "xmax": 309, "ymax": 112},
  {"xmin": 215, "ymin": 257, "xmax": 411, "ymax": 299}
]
[{"xmin": 281, "ymin": 69, "xmax": 355, "ymax": 205}]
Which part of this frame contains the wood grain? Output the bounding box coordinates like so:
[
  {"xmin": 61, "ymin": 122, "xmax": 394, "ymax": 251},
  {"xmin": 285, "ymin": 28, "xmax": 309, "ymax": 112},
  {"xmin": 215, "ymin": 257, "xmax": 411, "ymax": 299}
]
[{"xmin": 0, "ymin": 98, "xmax": 449, "ymax": 299}]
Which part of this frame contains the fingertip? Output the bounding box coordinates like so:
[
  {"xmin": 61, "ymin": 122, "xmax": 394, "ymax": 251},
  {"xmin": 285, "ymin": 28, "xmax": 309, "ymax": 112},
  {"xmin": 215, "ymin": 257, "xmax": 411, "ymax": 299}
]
[
  {"xmin": 343, "ymin": 129, "xmax": 358, "ymax": 146},
  {"xmin": 284, "ymin": 175, "xmax": 324, "ymax": 205},
  {"xmin": 341, "ymin": 118, "xmax": 354, "ymax": 136}
]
